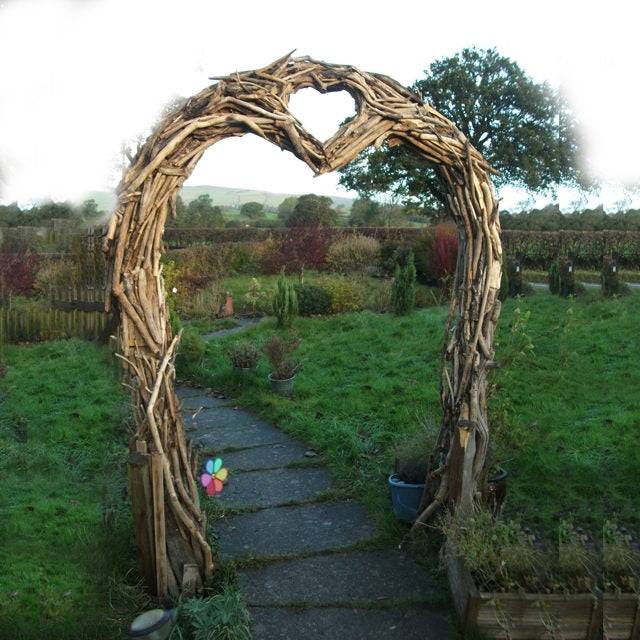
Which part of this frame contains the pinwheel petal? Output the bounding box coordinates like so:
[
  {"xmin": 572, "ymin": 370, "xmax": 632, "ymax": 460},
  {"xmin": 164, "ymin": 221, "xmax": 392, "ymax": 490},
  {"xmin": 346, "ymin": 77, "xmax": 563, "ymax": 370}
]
[
  {"xmin": 213, "ymin": 478, "xmax": 224, "ymax": 494},
  {"xmin": 213, "ymin": 458, "xmax": 223, "ymax": 473},
  {"xmin": 214, "ymin": 467, "xmax": 228, "ymax": 482},
  {"xmin": 205, "ymin": 459, "xmax": 214, "ymax": 474},
  {"xmin": 200, "ymin": 473, "xmax": 212, "ymax": 487},
  {"xmin": 206, "ymin": 480, "xmax": 217, "ymax": 496}
]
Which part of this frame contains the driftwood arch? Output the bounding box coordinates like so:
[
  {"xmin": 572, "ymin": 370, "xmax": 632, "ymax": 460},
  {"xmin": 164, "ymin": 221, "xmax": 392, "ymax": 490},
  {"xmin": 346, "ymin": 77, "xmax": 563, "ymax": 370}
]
[{"xmin": 103, "ymin": 54, "xmax": 502, "ymax": 597}]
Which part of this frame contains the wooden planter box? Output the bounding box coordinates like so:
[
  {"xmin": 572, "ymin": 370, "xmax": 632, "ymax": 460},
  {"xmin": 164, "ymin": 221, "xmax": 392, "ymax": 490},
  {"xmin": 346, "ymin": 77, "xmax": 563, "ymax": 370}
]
[
  {"xmin": 445, "ymin": 547, "xmax": 603, "ymax": 639},
  {"xmin": 603, "ymin": 593, "xmax": 640, "ymax": 640}
]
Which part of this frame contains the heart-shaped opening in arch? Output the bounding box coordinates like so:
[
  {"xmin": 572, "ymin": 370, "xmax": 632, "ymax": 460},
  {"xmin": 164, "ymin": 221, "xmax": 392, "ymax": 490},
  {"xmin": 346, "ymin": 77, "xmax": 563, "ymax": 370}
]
[{"xmin": 287, "ymin": 87, "xmax": 356, "ymax": 144}]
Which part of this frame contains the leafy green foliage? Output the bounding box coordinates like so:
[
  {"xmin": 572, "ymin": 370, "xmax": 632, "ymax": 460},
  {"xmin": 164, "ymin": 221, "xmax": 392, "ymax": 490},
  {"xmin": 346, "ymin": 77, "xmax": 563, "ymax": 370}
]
[
  {"xmin": 601, "ymin": 257, "xmax": 630, "ymax": 297},
  {"xmin": 168, "ymin": 194, "xmax": 225, "ymax": 228},
  {"xmin": 315, "ymin": 275, "xmax": 367, "ymax": 313},
  {"xmin": 390, "ymin": 251, "xmax": 416, "ymax": 315},
  {"xmin": 549, "ymin": 257, "xmax": 584, "ymax": 297},
  {"xmin": 276, "ymin": 196, "xmax": 299, "ymax": 224},
  {"xmin": 325, "ymin": 234, "xmax": 381, "ymax": 274},
  {"xmin": 272, "ymin": 271, "xmax": 298, "ymax": 327},
  {"xmin": 176, "ymin": 327, "xmax": 206, "ymax": 374},
  {"xmin": 225, "ymin": 341, "xmax": 259, "ymax": 369},
  {"xmin": 286, "ymin": 194, "xmax": 337, "ymax": 227},
  {"xmin": 294, "ymin": 283, "xmax": 332, "ymax": 316},
  {"xmin": 339, "ymin": 47, "xmax": 585, "ymax": 209},
  {"xmin": 239, "ymin": 201, "xmax": 264, "ymax": 220},
  {"xmin": 172, "ymin": 587, "xmax": 251, "ymax": 640}
]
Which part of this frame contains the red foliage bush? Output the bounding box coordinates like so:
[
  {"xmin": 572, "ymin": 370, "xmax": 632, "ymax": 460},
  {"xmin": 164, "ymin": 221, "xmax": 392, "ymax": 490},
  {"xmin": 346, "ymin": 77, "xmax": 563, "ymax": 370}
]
[
  {"xmin": 0, "ymin": 248, "xmax": 41, "ymax": 295},
  {"xmin": 432, "ymin": 224, "xmax": 458, "ymax": 280}
]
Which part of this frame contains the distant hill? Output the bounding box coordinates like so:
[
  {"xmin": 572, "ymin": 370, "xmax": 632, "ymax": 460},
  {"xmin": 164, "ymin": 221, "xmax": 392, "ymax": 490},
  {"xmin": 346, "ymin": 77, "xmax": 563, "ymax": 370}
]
[{"xmin": 82, "ymin": 185, "xmax": 354, "ymax": 212}]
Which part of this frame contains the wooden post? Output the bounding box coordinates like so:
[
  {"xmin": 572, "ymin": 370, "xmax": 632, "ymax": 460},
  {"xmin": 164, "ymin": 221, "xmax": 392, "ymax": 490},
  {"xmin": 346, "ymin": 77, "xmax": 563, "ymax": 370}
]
[
  {"xmin": 150, "ymin": 452, "xmax": 167, "ymax": 597},
  {"xmin": 128, "ymin": 441, "xmax": 155, "ymax": 592}
]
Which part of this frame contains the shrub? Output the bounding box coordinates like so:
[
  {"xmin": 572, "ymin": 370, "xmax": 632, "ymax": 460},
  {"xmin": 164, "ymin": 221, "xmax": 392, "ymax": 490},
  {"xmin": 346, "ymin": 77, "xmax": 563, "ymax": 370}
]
[
  {"xmin": 499, "ymin": 254, "xmax": 533, "ymax": 300},
  {"xmin": 390, "ymin": 251, "xmax": 416, "ymax": 315},
  {"xmin": 326, "ymin": 235, "xmax": 381, "ymax": 274},
  {"xmin": 549, "ymin": 256, "xmax": 583, "ymax": 297},
  {"xmin": 243, "ymin": 277, "xmax": 270, "ymax": 316},
  {"xmin": 441, "ymin": 510, "xmax": 549, "ymax": 593},
  {"xmin": 393, "ymin": 414, "xmax": 438, "ymax": 484},
  {"xmin": 294, "ymin": 283, "xmax": 332, "ymax": 316},
  {"xmin": 315, "ymin": 275, "xmax": 367, "ymax": 313},
  {"xmin": 413, "ymin": 224, "xmax": 458, "ymax": 284},
  {"xmin": 175, "ymin": 327, "xmax": 206, "ymax": 373},
  {"xmin": 601, "ymin": 257, "xmax": 630, "ymax": 297},
  {"xmin": 225, "ymin": 341, "xmax": 260, "ymax": 370},
  {"xmin": 176, "ymin": 587, "xmax": 251, "ymax": 640},
  {"xmin": 263, "ymin": 334, "xmax": 301, "ymax": 380},
  {"xmin": 367, "ymin": 280, "xmax": 392, "ymax": 313},
  {"xmin": 0, "ymin": 248, "xmax": 41, "ymax": 295},
  {"xmin": 33, "ymin": 258, "xmax": 79, "ymax": 294},
  {"xmin": 272, "ymin": 271, "xmax": 298, "ymax": 327},
  {"xmin": 179, "ymin": 282, "xmax": 225, "ymax": 319}
]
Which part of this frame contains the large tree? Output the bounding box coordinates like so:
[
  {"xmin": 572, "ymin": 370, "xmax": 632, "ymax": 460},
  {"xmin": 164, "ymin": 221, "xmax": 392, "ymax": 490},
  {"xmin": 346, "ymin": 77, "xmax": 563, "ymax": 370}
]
[
  {"xmin": 240, "ymin": 201, "xmax": 265, "ymax": 220},
  {"xmin": 286, "ymin": 194, "xmax": 337, "ymax": 227},
  {"xmin": 338, "ymin": 47, "xmax": 585, "ymax": 212}
]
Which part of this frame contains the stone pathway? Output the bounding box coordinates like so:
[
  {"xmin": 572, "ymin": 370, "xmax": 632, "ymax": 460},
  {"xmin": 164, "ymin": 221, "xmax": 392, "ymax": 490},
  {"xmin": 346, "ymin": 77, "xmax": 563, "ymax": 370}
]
[
  {"xmin": 202, "ymin": 316, "xmax": 263, "ymax": 341},
  {"xmin": 176, "ymin": 383, "xmax": 452, "ymax": 639}
]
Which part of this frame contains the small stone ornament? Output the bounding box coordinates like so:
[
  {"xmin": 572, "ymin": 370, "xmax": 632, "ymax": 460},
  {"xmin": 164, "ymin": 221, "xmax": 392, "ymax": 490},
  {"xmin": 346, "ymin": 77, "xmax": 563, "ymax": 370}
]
[{"xmin": 200, "ymin": 457, "xmax": 228, "ymax": 496}]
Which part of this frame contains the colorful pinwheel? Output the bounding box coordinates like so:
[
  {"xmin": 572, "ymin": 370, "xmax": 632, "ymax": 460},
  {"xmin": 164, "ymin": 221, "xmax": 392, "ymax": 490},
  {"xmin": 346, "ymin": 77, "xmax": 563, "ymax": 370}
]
[{"xmin": 200, "ymin": 458, "xmax": 228, "ymax": 496}]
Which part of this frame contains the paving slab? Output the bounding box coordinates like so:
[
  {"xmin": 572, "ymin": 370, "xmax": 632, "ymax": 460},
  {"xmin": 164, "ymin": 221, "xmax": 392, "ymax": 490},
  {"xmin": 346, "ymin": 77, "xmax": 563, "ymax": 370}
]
[
  {"xmin": 219, "ymin": 467, "xmax": 331, "ymax": 510},
  {"xmin": 184, "ymin": 406, "xmax": 293, "ymax": 451},
  {"xmin": 222, "ymin": 442, "xmax": 311, "ymax": 471},
  {"xmin": 238, "ymin": 550, "xmax": 442, "ymax": 606},
  {"xmin": 217, "ymin": 502, "xmax": 376, "ymax": 561},
  {"xmin": 175, "ymin": 384, "xmax": 208, "ymax": 400},
  {"xmin": 180, "ymin": 394, "xmax": 234, "ymax": 412},
  {"xmin": 249, "ymin": 606, "xmax": 451, "ymax": 640}
]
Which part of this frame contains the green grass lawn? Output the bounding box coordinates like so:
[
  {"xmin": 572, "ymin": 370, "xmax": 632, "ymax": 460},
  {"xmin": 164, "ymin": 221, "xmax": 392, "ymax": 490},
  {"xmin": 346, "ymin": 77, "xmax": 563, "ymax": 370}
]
[
  {"xmin": 183, "ymin": 291, "xmax": 639, "ymax": 542},
  {"xmin": 0, "ymin": 340, "xmax": 148, "ymax": 640}
]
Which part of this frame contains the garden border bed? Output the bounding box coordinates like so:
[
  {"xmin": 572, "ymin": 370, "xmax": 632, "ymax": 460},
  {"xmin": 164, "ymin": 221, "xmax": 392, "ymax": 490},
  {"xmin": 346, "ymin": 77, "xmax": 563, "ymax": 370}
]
[{"xmin": 445, "ymin": 545, "xmax": 603, "ymax": 639}]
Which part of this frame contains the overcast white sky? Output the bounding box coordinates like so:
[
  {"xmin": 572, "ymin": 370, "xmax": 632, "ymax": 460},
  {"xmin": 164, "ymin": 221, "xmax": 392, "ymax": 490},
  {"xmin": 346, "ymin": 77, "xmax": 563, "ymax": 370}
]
[{"xmin": 0, "ymin": 0, "xmax": 638, "ymax": 210}]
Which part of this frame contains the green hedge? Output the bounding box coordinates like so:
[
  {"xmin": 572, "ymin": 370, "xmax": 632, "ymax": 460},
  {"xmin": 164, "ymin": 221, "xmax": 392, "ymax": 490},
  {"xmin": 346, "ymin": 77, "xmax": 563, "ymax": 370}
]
[{"xmin": 164, "ymin": 227, "xmax": 640, "ymax": 270}]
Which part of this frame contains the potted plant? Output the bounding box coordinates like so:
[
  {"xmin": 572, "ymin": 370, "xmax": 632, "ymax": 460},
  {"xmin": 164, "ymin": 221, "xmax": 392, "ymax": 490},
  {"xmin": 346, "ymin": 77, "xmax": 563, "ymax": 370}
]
[
  {"xmin": 388, "ymin": 418, "xmax": 436, "ymax": 522},
  {"xmin": 225, "ymin": 341, "xmax": 259, "ymax": 373},
  {"xmin": 263, "ymin": 334, "xmax": 301, "ymax": 397}
]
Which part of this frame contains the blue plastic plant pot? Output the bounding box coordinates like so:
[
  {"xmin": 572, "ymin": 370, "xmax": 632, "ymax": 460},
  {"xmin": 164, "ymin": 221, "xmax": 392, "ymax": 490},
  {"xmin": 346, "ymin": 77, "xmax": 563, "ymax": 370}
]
[{"xmin": 388, "ymin": 474, "xmax": 426, "ymax": 523}]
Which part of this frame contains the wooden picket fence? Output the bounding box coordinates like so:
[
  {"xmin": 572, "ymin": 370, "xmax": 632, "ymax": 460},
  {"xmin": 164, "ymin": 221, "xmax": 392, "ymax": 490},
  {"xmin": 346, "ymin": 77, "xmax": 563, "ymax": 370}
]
[
  {"xmin": 0, "ymin": 285, "xmax": 112, "ymax": 347},
  {"xmin": 0, "ymin": 305, "xmax": 111, "ymax": 346}
]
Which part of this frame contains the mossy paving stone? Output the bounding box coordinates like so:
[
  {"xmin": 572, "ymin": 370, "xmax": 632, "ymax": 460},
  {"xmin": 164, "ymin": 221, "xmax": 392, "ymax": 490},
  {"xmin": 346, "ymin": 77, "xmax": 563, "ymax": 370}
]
[
  {"xmin": 179, "ymin": 394, "xmax": 235, "ymax": 413},
  {"xmin": 183, "ymin": 406, "xmax": 293, "ymax": 451},
  {"xmin": 249, "ymin": 606, "xmax": 451, "ymax": 640},
  {"xmin": 219, "ymin": 467, "xmax": 331, "ymax": 509},
  {"xmin": 222, "ymin": 442, "xmax": 311, "ymax": 471},
  {"xmin": 216, "ymin": 502, "xmax": 376, "ymax": 562},
  {"xmin": 238, "ymin": 550, "xmax": 443, "ymax": 606}
]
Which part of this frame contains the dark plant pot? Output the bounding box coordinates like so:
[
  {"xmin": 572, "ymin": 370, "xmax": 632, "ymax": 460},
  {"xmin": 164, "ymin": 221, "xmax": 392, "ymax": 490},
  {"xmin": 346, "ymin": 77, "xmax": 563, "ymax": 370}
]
[
  {"xmin": 268, "ymin": 372, "xmax": 295, "ymax": 397},
  {"xmin": 488, "ymin": 467, "xmax": 508, "ymax": 489},
  {"xmin": 388, "ymin": 474, "xmax": 425, "ymax": 523},
  {"xmin": 234, "ymin": 365, "xmax": 256, "ymax": 374}
]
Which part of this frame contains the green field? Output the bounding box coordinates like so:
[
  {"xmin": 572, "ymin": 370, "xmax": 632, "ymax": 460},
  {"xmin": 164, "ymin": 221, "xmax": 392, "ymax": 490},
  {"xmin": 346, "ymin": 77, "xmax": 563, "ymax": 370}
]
[
  {"xmin": 183, "ymin": 291, "xmax": 640, "ymax": 540},
  {"xmin": 0, "ymin": 341, "xmax": 146, "ymax": 639}
]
